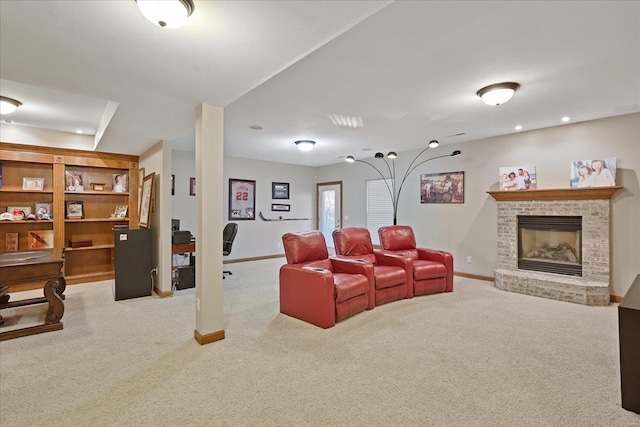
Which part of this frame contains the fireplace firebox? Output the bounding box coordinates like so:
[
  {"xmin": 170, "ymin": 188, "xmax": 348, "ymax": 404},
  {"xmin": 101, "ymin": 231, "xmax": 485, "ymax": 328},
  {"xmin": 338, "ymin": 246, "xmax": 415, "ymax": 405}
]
[{"xmin": 517, "ymin": 215, "xmax": 582, "ymax": 277}]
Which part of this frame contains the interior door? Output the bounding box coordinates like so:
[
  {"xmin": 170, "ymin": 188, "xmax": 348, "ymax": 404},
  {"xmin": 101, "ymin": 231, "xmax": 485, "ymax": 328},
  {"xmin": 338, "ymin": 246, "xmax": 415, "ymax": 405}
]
[{"xmin": 317, "ymin": 182, "xmax": 342, "ymax": 249}]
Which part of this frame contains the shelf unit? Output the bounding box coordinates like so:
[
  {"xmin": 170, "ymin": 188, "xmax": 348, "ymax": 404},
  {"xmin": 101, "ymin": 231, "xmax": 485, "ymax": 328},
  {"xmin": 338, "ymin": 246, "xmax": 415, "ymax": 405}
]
[{"xmin": 1, "ymin": 142, "xmax": 139, "ymax": 288}]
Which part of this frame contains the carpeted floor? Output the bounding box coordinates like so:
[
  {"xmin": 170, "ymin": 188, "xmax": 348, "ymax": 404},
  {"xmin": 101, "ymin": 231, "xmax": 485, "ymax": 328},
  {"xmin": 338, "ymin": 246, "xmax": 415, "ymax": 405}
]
[{"xmin": 0, "ymin": 258, "xmax": 638, "ymax": 426}]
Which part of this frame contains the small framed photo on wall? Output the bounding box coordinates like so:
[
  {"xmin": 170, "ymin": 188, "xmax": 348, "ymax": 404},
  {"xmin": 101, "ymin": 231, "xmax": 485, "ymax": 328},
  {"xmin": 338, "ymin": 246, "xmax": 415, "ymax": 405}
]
[
  {"xmin": 190, "ymin": 177, "xmax": 196, "ymax": 196},
  {"xmin": 272, "ymin": 182, "xmax": 289, "ymax": 199}
]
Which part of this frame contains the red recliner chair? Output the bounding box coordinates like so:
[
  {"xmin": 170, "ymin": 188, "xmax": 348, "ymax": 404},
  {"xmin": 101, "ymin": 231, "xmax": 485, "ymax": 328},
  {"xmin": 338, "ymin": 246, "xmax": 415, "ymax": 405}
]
[
  {"xmin": 378, "ymin": 225, "xmax": 453, "ymax": 298},
  {"xmin": 333, "ymin": 227, "xmax": 410, "ymax": 305},
  {"xmin": 280, "ymin": 230, "xmax": 374, "ymax": 329}
]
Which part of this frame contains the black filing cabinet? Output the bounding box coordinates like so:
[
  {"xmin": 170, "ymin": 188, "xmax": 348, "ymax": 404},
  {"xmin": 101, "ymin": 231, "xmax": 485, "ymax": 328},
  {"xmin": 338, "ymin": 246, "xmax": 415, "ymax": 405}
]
[
  {"xmin": 114, "ymin": 228, "xmax": 152, "ymax": 301},
  {"xmin": 619, "ymin": 274, "xmax": 640, "ymax": 414}
]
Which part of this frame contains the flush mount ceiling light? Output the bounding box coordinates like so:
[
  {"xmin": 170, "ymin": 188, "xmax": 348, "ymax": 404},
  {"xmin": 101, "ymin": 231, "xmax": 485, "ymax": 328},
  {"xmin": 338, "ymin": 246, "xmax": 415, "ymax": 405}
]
[
  {"xmin": 295, "ymin": 140, "xmax": 316, "ymax": 152},
  {"xmin": 136, "ymin": 0, "xmax": 194, "ymax": 28},
  {"xmin": 0, "ymin": 96, "xmax": 22, "ymax": 114},
  {"xmin": 476, "ymin": 82, "xmax": 520, "ymax": 106}
]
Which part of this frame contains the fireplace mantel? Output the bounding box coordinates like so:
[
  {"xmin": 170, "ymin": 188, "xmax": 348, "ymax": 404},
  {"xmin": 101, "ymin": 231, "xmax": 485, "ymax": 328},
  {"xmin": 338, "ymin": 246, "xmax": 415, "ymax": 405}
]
[{"xmin": 487, "ymin": 186, "xmax": 622, "ymax": 202}]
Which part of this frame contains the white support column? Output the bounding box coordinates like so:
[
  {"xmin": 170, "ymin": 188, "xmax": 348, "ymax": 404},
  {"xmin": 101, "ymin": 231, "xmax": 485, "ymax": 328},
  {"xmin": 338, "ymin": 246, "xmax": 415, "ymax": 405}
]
[{"xmin": 194, "ymin": 103, "xmax": 225, "ymax": 344}]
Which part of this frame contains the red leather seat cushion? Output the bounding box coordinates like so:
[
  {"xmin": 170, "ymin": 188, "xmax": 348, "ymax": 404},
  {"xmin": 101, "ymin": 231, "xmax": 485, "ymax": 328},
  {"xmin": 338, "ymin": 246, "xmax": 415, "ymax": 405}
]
[
  {"xmin": 413, "ymin": 260, "xmax": 447, "ymax": 280},
  {"xmin": 333, "ymin": 273, "xmax": 370, "ymax": 302},
  {"xmin": 373, "ymin": 265, "xmax": 406, "ymax": 289}
]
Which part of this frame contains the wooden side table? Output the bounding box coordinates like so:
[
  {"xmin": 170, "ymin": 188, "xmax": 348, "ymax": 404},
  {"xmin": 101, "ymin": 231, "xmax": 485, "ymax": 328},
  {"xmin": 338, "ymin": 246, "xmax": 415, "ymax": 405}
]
[{"xmin": 0, "ymin": 248, "xmax": 66, "ymax": 341}]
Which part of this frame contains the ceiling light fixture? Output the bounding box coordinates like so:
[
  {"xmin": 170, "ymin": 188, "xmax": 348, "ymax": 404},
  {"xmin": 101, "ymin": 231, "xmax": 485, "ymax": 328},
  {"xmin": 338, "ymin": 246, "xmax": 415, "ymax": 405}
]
[
  {"xmin": 562, "ymin": 116, "xmax": 571, "ymax": 122},
  {"xmin": 295, "ymin": 140, "xmax": 316, "ymax": 152},
  {"xmin": 136, "ymin": 0, "xmax": 194, "ymax": 28},
  {"xmin": 0, "ymin": 96, "xmax": 22, "ymax": 114},
  {"xmin": 476, "ymin": 82, "xmax": 520, "ymax": 106},
  {"xmin": 346, "ymin": 141, "xmax": 462, "ymax": 224}
]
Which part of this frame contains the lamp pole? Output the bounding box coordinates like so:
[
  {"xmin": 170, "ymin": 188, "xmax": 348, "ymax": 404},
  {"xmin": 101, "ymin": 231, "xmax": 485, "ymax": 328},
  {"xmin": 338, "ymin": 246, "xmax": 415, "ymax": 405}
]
[{"xmin": 346, "ymin": 142, "xmax": 461, "ymax": 225}]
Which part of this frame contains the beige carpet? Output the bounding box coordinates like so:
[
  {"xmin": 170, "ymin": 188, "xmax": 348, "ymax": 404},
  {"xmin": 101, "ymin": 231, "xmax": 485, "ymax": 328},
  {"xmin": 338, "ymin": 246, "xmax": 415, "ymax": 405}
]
[{"xmin": 1, "ymin": 258, "xmax": 638, "ymax": 426}]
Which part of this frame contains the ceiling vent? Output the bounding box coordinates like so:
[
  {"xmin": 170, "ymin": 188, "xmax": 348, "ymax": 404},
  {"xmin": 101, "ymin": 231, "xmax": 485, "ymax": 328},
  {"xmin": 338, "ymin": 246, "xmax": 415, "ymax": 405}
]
[{"xmin": 327, "ymin": 114, "xmax": 363, "ymax": 128}]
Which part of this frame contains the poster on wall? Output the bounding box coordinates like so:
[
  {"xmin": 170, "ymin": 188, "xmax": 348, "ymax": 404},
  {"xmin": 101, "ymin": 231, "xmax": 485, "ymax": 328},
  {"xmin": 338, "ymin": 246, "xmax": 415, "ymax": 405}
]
[
  {"xmin": 569, "ymin": 158, "xmax": 617, "ymax": 188},
  {"xmin": 499, "ymin": 165, "xmax": 537, "ymax": 191},
  {"xmin": 420, "ymin": 171, "xmax": 464, "ymax": 203},
  {"xmin": 229, "ymin": 179, "xmax": 256, "ymax": 220}
]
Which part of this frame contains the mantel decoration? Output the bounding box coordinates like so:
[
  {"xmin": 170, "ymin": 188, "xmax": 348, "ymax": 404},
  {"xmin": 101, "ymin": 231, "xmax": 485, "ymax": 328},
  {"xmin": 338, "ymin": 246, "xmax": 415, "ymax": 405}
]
[{"xmin": 346, "ymin": 140, "xmax": 461, "ymax": 224}]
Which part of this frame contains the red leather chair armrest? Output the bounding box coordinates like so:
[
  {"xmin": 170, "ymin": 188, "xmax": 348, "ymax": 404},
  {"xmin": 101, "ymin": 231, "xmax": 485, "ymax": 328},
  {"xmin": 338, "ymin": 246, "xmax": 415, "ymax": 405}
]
[
  {"xmin": 417, "ymin": 248, "xmax": 454, "ymax": 292},
  {"xmin": 279, "ymin": 264, "xmax": 336, "ymax": 328},
  {"xmin": 330, "ymin": 257, "xmax": 375, "ymax": 310},
  {"xmin": 374, "ymin": 251, "xmax": 413, "ymax": 291}
]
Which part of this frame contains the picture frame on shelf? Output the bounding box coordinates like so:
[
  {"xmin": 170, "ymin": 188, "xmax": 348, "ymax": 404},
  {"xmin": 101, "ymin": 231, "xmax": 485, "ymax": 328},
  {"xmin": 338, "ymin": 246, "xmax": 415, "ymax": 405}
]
[
  {"xmin": 66, "ymin": 201, "xmax": 84, "ymax": 219},
  {"xmin": 499, "ymin": 165, "xmax": 537, "ymax": 191},
  {"xmin": 271, "ymin": 203, "xmax": 290, "ymax": 212},
  {"xmin": 112, "ymin": 173, "xmax": 128, "ymax": 192},
  {"xmin": 65, "ymin": 170, "xmax": 85, "ymax": 191},
  {"xmin": 229, "ymin": 178, "xmax": 256, "ymax": 220},
  {"xmin": 91, "ymin": 183, "xmax": 106, "ymax": 191},
  {"xmin": 7, "ymin": 206, "xmax": 31, "ymax": 220},
  {"xmin": 139, "ymin": 172, "xmax": 155, "ymax": 228},
  {"xmin": 111, "ymin": 205, "xmax": 128, "ymax": 219},
  {"xmin": 27, "ymin": 230, "xmax": 54, "ymax": 249},
  {"xmin": 272, "ymin": 182, "xmax": 289, "ymax": 199},
  {"xmin": 22, "ymin": 177, "xmax": 44, "ymax": 191},
  {"xmin": 35, "ymin": 203, "xmax": 52, "ymax": 219},
  {"xmin": 6, "ymin": 232, "xmax": 18, "ymax": 251}
]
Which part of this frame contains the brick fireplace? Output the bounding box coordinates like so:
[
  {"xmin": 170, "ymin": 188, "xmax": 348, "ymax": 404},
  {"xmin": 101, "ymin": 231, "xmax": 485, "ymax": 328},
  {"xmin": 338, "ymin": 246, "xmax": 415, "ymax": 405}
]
[{"xmin": 488, "ymin": 187, "xmax": 621, "ymax": 306}]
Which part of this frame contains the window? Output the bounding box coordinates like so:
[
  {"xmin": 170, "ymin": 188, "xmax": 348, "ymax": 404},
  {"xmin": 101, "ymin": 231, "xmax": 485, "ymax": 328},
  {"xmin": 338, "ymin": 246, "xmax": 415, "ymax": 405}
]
[{"xmin": 367, "ymin": 178, "xmax": 393, "ymax": 245}]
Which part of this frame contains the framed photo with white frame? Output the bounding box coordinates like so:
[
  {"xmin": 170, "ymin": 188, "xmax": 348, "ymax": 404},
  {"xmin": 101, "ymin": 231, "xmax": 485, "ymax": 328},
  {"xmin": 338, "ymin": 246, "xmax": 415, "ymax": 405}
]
[{"xmin": 22, "ymin": 177, "xmax": 44, "ymax": 191}]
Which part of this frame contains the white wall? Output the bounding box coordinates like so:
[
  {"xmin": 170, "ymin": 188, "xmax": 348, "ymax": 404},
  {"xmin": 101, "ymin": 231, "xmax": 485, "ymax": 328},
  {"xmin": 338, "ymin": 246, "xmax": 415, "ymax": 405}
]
[
  {"xmin": 171, "ymin": 152, "xmax": 317, "ymax": 260},
  {"xmin": 171, "ymin": 149, "xmax": 197, "ymax": 235},
  {"xmin": 316, "ymin": 113, "xmax": 640, "ymax": 297},
  {"xmin": 223, "ymin": 156, "xmax": 317, "ymax": 259},
  {"xmin": 0, "ymin": 123, "xmax": 94, "ymax": 151},
  {"xmin": 139, "ymin": 140, "xmax": 172, "ymax": 294}
]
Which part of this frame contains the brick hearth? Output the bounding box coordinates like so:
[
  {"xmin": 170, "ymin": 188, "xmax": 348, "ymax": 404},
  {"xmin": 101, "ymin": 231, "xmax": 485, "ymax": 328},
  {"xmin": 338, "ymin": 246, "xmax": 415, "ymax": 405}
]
[{"xmin": 488, "ymin": 187, "xmax": 621, "ymax": 306}]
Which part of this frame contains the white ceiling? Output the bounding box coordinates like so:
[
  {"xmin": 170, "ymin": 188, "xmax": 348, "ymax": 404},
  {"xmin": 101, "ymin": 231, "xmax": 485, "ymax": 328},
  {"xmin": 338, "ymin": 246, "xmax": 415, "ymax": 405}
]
[{"xmin": 1, "ymin": 1, "xmax": 638, "ymax": 167}]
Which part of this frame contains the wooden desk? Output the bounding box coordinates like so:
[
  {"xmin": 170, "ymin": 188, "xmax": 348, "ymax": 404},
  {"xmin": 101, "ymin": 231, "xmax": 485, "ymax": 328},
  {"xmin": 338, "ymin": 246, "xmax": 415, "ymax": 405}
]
[
  {"xmin": 0, "ymin": 248, "xmax": 66, "ymax": 341},
  {"xmin": 172, "ymin": 242, "xmax": 195, "ymax": 288},
  {"xmin": 172, "ymin": 243, "xmax": 195, "ymax": 255}
]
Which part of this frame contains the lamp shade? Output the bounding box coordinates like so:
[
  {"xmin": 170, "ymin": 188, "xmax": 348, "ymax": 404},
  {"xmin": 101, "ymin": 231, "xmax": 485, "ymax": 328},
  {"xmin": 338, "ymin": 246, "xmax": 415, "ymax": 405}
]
[
  {"xmin": 295, "ymin": 140, "xmax": 316, "ymax": 152},
  {"xmin": 477, "ymin": 82, "xmax": 520, "ymax": 106},
  {"xmin": 136, "ymin": 0, "xmax": 194, "ymax": 28},
  {"xmin": 0, "ymin": 96, "xmax": 22, "ymax": 114}
]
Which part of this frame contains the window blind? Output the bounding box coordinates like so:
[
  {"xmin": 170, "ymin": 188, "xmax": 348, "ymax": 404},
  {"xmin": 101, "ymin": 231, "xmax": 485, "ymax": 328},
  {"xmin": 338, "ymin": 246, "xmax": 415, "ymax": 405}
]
[{"xmin": 367, "ymin": 178, "xmax": 393, "ymax": 245}]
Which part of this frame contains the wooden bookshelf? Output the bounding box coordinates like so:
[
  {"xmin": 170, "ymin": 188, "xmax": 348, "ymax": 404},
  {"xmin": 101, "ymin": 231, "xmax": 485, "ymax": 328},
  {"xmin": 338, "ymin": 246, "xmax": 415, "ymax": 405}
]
[{"xmin": 0, "ymin": 143, "xmax": 140, "ymax": 289}]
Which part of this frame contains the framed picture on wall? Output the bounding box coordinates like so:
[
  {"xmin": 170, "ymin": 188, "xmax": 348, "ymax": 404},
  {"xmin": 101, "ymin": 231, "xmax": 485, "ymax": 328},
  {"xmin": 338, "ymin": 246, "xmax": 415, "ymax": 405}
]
[
  {"xmin": 139, "ymin": 172, "xmax": 155, "ymax": 228},
  {"xmin": 420, "ymin": 171, "xmax": 465, "ymax": 203},
  {"xmin": 272, "ymin": 182, "xmax": 289, "ymax": 199},
  {"xmin": 229, "ymin": 179, "xmax": 256, "ymax": 220}
]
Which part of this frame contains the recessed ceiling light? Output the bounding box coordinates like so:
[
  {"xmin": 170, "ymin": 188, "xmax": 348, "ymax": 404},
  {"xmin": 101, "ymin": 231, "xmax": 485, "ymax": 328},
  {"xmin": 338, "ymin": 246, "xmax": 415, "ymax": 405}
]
[
  {"xmin": 76, "ymin": 130, "xmax": 83, "ymax": 134},
  {"xmin": 515, "ymin": 125, "xmax": 523, "ymax": 131},
  {"xmin": 562, "ymin": 116, "xmax": 571, "ymax": 122},
  {"xmin": 249, "ymin": 125, "xmax": 263, "ymax": 131}
]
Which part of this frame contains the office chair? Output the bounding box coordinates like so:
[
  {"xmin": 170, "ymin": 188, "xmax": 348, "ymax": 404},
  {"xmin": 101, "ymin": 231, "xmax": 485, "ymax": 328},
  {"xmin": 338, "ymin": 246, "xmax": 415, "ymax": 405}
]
[{"xmin": 223, "ymin": 222, "xmax": 238, "ymax": 278}]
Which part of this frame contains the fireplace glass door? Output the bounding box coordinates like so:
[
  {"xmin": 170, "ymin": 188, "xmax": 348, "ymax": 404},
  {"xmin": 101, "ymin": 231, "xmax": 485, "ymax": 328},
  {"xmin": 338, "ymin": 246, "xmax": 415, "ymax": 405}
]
[{"xmin": 518, "ymin": 216, "xmax": 582, "ymax": 276}]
